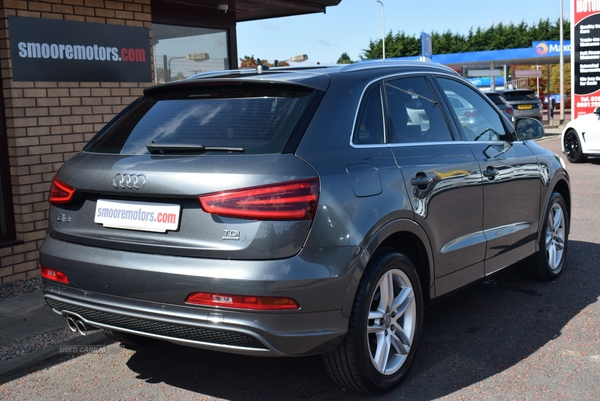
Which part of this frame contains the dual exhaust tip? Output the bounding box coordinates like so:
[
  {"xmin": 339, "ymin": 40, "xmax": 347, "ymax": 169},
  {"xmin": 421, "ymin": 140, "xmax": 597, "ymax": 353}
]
[{"xmin": 66, "ymin": 316, "xmax": 97, "ymax": 336}]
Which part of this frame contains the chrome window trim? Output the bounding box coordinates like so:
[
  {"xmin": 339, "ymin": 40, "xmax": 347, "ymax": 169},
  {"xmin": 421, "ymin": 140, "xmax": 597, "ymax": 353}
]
[{"xmin": 350, "ymin": 71, "xmax": 460, "ymax": 149}]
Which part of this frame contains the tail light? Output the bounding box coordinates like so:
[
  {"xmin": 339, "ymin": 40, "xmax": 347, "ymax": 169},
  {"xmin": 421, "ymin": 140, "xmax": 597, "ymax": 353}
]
[
  {"xmin": 41, "ymin": 266, "xmax": 70, "ymax": 284},
  {"xmin": 186, "ymin": 292, "xmax": 299, "ymax": 310},
  {"xmin": 464, "ymin": 110, "xmax": 481, "ymax": 118},
  {"xmin": 506, "ymin": 107, "xmax": 515, "ymax": 115},
  {"xmin": 198, "ymin": 178, "xmax": 319, "ymax": 220},
  {"xmin": 49, "ymin": 176, "xmax": 76, "ymax": 205}
]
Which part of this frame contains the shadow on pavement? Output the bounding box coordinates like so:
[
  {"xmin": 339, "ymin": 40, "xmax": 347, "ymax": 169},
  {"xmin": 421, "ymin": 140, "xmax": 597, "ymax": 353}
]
[{"xmin": 120, "ymin": 239, "xmax": 600, "ymax": 401}]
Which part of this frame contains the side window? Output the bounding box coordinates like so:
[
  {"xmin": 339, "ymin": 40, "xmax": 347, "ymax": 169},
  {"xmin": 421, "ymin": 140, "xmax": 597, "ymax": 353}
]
[
  {"xmin": 385, "ymin": 76, "xmax": 453, "ymax": 143},
  {"xmin": 436, "ymin": 78, "xmax": 508, "ymax": 141},
  {"xmin": 353, "ymin": 85, "xmax": 384, "ymax": 145}
]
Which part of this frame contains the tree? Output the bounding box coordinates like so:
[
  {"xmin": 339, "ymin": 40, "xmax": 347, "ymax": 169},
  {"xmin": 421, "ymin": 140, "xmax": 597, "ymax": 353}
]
[
  {"xmin": 361, "ymin": 19, "xmax": 570, "ymax": 59},
  {"xmin": 337, "ymin": 52, "xmax": 354, "ymax": 64},
  {"xmin": 362, "ymin": 31, "xmax": 420, "ymax": 59}
]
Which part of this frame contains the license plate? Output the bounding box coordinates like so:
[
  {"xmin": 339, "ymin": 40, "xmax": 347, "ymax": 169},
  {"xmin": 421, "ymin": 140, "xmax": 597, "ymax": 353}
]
[
  {"xmin": 94, "ymin": 199, "xmax": 181, "ymax": 232},
  {"xmin": 518, "ymin": 104, "xmax": 533, "ymax": 110}
]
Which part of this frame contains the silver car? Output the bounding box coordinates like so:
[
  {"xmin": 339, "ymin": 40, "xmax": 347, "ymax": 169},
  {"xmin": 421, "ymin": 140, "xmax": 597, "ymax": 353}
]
[
  {"xmin": 40, "ymin": 61, "xmax": 571, "ymax": 394},
  {"xmin": 484, "ymin": 90, "xmax": 516, "ymax": 123},
  {"xmin": 496, "ymin": 89, "xmax": 543, "ymax": 121}
]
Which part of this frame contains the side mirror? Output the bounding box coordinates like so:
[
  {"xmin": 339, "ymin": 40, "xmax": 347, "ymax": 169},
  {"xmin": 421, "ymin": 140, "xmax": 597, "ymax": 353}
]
[
  {"xmin": 594, "ymin": 107, "xmax": 600, "ymax": 115},
  {"xmin": 515, "ymin": 117, "xmax": 544, "ymax": 141}
]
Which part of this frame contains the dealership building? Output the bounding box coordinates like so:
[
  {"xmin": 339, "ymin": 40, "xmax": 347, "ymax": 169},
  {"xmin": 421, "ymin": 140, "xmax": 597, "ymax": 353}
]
[{"xmin": 0, "ymin": 0, "xmax": 340, "ymax": 283}]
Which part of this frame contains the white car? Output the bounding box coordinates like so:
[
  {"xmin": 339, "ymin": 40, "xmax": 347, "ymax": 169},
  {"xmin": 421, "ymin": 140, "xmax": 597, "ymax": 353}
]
[{"xmin": 562, "ymin": 107, "xmax": 600, "ymax": 163}]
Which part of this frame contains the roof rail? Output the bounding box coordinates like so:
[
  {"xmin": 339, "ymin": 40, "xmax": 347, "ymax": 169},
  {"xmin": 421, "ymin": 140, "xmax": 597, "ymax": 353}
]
[
  {"xmin": 187, "ymin": 64, "xmax": 334, "ymax": 80},
  {"xmin": 339, "ymin": 60, "xmax": 458, "ymax": 75}
]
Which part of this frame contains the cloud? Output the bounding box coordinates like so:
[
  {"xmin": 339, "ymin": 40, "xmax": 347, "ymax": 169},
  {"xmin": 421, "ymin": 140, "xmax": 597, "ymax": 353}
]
[
  {"xmin": 259, "ymin": 21, "xmax": 281, "ymax": 32},
  {"xmin": 318, "ymin": 39, "xmax": 338, "ymax": 48}
]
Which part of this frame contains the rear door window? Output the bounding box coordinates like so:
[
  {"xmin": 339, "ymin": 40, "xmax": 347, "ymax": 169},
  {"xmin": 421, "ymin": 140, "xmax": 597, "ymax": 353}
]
[
  {"xmin": 84, "ymin": 83, "xmax": 314, "ymax": 155},
  {"xmin": 385, "ymin": 76, "xmax": 453, "ymax": 143}
]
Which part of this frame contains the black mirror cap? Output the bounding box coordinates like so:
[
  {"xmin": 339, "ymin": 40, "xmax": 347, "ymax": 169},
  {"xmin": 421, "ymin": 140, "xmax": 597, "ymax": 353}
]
[
  {"xmin": 594, "ymin": 107, "xmax": 600, "ymax": 115},
  {"xmin": 515, "ymin": 118, "xmax": 544, "ymax": 141}
]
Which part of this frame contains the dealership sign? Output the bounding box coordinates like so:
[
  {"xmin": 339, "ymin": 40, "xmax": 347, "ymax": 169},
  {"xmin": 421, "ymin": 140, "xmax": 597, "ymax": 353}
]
[
  {"xmin": 572, "ymin": 0, "xmax": 600, "ymax": 118},
  {"xmin": 9, "ymin": 16, "xmax": 151, "ymax": 82}
]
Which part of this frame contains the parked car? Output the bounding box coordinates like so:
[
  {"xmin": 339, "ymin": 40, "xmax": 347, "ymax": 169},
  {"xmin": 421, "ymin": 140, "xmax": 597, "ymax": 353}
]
[
  {"xmin": 484, "ymin": 90, "xmax": 516, "ymax": 123},
  {"xmin": 561, "ymin": 107, "xmax": 600, "ymax": 162},
  {"xmin": 495, "ymin": 89, "xmax": 543, "ymax": 121},
  {"xmin": 40, "ymin": 61, "xmax": 571, "ymax": 394}
]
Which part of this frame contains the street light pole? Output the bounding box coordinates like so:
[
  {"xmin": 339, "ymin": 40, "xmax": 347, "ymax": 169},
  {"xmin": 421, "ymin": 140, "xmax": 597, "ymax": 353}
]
[
  {"xmin": 376, "ymin": 0, "xmax": 385, "ymax": 60},
  {"xmin": 559, "ymin": 0, "xmax": 565, "ymax": 124},
  {"xmin": 167, "ymin": 56, "xmax": 186, "ymax": 82},
  {"xmin": 166, "ymin": 53, "xmax": 210, "ymax": 82}
]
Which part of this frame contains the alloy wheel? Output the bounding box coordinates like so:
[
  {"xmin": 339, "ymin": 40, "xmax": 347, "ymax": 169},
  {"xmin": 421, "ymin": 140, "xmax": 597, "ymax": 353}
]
[
  {"xmin": 367, "ymin": 269, "xmax": 417, "ymax": 375},
  {"xmin": 545, "ymin": 202, "xmax": 566, "ymax": 272},
  {"xmin": 564, "ymin": 131, "xmax": 582, "ymax": 162}
]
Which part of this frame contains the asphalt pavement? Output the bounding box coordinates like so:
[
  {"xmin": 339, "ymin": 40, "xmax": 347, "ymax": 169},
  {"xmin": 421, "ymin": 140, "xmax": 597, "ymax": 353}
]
[{"xmin": 0, "ymin": 289, "xmax": 111, "ymax": 379}]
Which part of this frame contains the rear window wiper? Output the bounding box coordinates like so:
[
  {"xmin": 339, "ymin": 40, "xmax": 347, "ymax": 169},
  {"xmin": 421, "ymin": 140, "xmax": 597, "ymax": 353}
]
[{"xmin": 146, "ymin": 142, "xmax": 244, "ymax": 154}]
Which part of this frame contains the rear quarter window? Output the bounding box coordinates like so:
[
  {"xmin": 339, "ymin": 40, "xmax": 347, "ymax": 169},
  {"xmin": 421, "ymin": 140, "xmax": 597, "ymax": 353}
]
[
  {"xmin": 485, "ymin": 93, "xmax": 503, "ymax": 104},
  {"xmin": 84, "ymin": 83, "xmax": 314, "ymax": 155}
]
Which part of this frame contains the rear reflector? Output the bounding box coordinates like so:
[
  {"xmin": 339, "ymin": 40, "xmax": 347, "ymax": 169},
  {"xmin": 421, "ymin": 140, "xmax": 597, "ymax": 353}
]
[
  {"xmin": 198, "ymin": 178, "xmax": 319, "ymax": 220},
  {"xmin": 186, "ymin": 292, "xmax": 299, "ymax": 310},
  {"xmin": 49, "ymin": 176, "xmax": 76, "ymax": 205},
  {"xmin": 41, "ymin": 266, "xmax": 70, "ymax": 284}
]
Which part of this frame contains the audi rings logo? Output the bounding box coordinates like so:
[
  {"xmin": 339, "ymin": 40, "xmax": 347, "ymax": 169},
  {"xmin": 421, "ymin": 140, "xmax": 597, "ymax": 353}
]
[{"xmin": 113, "ymin": 173, "xmax": 146, "ymax": 190}]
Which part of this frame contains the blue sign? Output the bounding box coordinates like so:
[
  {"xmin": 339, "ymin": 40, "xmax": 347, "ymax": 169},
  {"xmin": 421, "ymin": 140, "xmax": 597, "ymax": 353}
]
[
  {"xmin": 422, "ymin": 32, "xmax": 432, "ymax": 59},
  {"xmin": 466, "ymin": 77, "xmax": 505, "ymax": 87},
  {"xmin": 388, "ymin": 41, "xmax": 572, "ymax": 66}
]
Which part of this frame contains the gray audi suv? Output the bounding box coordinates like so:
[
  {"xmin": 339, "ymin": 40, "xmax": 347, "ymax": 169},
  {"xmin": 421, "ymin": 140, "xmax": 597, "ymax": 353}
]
[{"xmin": 40, "ymin": 61, "xmax": 571, "ymax": 394}]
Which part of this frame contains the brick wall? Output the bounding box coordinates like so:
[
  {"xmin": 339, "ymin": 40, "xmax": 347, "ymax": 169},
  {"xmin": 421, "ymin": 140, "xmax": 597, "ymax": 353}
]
[{"xmin": 0, "ymin": 0, "xmax": 153, "ymax": 283}]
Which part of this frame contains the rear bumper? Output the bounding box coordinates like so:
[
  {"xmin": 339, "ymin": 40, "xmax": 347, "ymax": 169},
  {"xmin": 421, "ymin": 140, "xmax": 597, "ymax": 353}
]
[
  {"xmin": 44, "ymin": 287, "xmax": 346, "ymax": 356},
  {"xmin": 514, "ymin": 109, "xmax": 543, "ymax": 120},
  {"xmin": 40, "ymin": 236, "xmax": 356, "ymax": 356}
]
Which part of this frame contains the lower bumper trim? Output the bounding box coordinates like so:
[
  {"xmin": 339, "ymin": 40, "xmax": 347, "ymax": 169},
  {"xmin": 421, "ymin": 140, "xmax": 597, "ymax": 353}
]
[{"xmin": 46, "ymin": 298, "xmax": 267, "ymax": 350}]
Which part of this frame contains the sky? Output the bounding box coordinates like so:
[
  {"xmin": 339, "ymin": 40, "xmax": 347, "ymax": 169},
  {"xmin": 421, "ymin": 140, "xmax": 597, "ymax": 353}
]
[{"xmin": 236, "ymin": 0, "xmax": 571, "ymax": 66}]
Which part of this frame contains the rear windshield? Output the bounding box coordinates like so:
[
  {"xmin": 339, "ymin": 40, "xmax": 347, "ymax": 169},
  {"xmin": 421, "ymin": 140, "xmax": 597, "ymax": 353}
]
[
  {"xmin": 84, "ymin": 83, "xmax": 314, "ymax": 155},
  {"xmin": 502, "ymin": 90, "xmax": 537, "ymax": 101}
]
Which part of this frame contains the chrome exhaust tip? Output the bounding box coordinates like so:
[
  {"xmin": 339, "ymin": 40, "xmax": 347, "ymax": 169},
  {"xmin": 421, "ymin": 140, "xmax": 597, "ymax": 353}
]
[
  {"xmin": 66, "ymin": 316, "xmax": 78, "ymax": 333},
  {"xmin": 75, "ymin": 320, "xmax": 88, "ymax": 336}
]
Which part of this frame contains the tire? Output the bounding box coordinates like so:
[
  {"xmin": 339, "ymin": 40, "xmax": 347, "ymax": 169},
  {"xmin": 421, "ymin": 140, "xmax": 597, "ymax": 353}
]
[
  {"xmin": 102, "ymin": 329, "xmax": 156, "ymax": 347},
  {"xmin": 323, "ymin": 250, "xmax": 423, "ymax": 394},
  {"xmin": 563, "ymin": 130, "xmax": 587, "ymax": 163},
  {"xmin": 522, "ymin": 192, "xmax": 569, "ymax": 281}
]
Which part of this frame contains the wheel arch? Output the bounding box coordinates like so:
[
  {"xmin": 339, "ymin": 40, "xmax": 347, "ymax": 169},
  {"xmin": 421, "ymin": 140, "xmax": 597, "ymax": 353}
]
[
  {"xmin": 553, "ymin": 177, "xmax": 571, "ymax": 232},
  {"xmin": 538, "ymin": 175, "xmax": 571, "ymax": 245},
  {"xmin": 341, "ymin": 219, "xmax": 434, "ymax": 317}
]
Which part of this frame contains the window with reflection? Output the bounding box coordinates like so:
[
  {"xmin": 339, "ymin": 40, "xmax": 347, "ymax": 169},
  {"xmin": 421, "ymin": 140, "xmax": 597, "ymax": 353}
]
[
  {"xmin": 385, "ymin": 76, "xmax": 453, "ymax": 143},
  {"xmin": 353, "ymin": 85, "xmax": 384, "ymax": 145},
  {"xmin": 153, "ymin": 24, "xmax": 229, "ymax": 83},
  {"xmin": 436, "ymin": 77, "xmax": 509, "ymax": 141}
]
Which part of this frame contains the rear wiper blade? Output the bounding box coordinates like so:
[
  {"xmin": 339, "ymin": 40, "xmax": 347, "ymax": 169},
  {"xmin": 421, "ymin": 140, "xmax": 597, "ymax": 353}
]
[{"xmin": 146, "ymin": 142, "xmax": 244, "ymax": 154}]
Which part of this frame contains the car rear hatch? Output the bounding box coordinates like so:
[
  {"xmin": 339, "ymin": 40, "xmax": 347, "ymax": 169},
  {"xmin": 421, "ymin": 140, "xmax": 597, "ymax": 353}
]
[
  {"xmin": 501, "ymin": 90, "xmax": 540, "ymax": 111},
  {"xmin": 47, "ymin": 77, "xmax": 328, "ymax": 260}
]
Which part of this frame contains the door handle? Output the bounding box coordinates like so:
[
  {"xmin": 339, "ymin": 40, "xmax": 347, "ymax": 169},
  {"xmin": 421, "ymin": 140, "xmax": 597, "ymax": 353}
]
[
  {"xmin": 411, "ymin": 175, "xmax": 434, "ymax": 187},
  {"xmin": 483, "ymin": 167, "xmax": 499, "ymax": 180}
]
